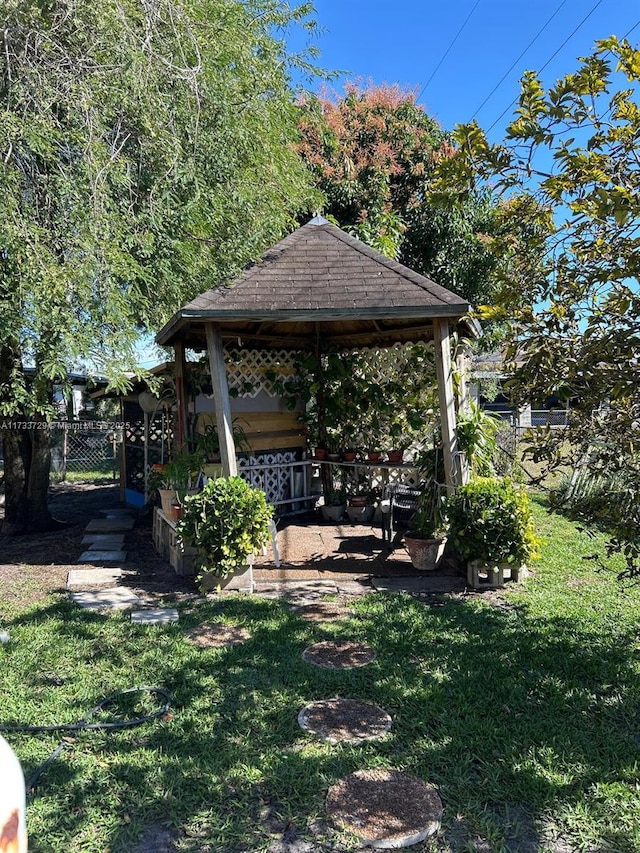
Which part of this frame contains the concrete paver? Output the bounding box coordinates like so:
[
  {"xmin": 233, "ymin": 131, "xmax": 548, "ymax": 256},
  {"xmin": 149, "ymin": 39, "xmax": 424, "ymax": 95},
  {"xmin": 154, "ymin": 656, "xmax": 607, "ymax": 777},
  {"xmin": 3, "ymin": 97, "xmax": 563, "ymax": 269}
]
[
  {"xmin": 82, "ymin": 533, "xmax": 126, "ymax": 546},
  {"xmin": 78, "ymin": 550, "xmax": 127, "ymax": 563},
  {"xmin": 67, "ymin": 568, "xmax": 123, "ymax": 588},
  {"xmin": 69, "ymin": 588, "xmax": 141, "ymax": 610},
  {"xmin": 85, "ymin": 517, "xmax": 135, "ymax": 533},
  {"xmin": 131, "ymin": 609, "xmax": 179, "ymax": 625}
]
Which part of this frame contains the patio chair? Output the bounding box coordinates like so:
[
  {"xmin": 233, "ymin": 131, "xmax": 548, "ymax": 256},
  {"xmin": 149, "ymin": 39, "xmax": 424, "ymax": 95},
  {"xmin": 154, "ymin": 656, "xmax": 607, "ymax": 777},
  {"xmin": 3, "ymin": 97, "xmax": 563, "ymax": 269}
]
[{"xmin": 380, "ymin": 484, "xmax": 422, "ymax": 547}]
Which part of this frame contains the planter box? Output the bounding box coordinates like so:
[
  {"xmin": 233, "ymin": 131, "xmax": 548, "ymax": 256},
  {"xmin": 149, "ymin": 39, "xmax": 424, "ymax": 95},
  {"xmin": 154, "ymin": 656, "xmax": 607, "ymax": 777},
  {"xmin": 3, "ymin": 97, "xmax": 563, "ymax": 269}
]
[
  {"xmin": 404, "ymin": 536, "xmax": 446, "ymax": 571},
  {"xmin": 199, "ymin": 564, "xmax": 254, "ymax": 593},
  {"xmin": 346, "ymin": 505, "xmax": 374, "ymax": 524},
  {"xmin": 321, "ymin": 504, "xmax": 346, "ymax": 522}
]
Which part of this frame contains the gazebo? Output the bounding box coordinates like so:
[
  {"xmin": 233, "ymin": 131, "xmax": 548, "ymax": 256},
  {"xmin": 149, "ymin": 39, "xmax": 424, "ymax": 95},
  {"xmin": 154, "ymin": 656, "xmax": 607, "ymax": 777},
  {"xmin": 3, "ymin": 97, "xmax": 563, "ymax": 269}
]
[{"xmin": 155, "ymin": 216, "xmax": 478, "ymax": 492}]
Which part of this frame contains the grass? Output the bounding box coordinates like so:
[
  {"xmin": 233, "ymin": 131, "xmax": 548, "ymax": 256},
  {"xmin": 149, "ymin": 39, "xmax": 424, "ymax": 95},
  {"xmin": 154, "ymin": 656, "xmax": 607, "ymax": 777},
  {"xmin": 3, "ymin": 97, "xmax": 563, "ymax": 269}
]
[{"xmin": 1, "ymin": 498, "xmax": 640, "ymax": 852}]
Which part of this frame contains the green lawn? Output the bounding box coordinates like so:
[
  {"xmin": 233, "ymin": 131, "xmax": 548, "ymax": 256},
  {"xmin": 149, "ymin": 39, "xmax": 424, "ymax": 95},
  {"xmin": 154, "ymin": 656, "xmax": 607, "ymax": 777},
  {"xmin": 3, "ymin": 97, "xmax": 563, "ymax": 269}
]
[{"xmin": 1, "ymin": 499, "xmax": 639, "ymax": 852}]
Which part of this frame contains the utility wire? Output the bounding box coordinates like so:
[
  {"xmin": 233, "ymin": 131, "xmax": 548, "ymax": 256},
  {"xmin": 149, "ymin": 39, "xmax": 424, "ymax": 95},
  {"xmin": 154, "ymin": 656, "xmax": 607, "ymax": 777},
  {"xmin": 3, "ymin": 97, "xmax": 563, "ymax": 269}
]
[
  {"xmin": 471, "ymin": 0, "xmax": 571, "ymax": 121},
  {"xmin": 486, "ymin": 0, "xmax": 607, "ymax": 133},
  {"xmin": 416, "ymin": 0, "xmax": 482, "ymax": 101}
]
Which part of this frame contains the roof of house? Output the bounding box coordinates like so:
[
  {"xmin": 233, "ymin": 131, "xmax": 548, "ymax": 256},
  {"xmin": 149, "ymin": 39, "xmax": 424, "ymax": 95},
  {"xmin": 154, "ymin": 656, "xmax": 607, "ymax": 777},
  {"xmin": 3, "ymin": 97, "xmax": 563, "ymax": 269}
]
[{"xmin": 156, "ymin": 217, "xmax": 476, "ymax": 350}]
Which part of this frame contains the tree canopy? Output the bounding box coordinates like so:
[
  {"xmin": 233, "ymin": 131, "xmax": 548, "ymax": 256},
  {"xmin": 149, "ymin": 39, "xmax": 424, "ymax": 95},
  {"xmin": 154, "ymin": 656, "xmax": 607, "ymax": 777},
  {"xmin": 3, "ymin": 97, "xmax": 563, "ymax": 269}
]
[
  {"xmin": 0, "ymin": 0, "xmax": 320, "ymax": 531},
  {"xmin": 431, "ymin": 36, "xmax": 640, "ymax": 576},
  {"xmin": 296, "ymin": 82, "xmax": 533, "ymax": 309}
]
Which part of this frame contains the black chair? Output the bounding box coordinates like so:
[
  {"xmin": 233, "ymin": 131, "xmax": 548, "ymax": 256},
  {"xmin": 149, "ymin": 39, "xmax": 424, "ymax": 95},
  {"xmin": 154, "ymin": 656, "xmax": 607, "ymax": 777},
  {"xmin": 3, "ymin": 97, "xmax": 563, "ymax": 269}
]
[{"xmin": 381, "ymin": 484, "xmax": 421, "ymax": 546}]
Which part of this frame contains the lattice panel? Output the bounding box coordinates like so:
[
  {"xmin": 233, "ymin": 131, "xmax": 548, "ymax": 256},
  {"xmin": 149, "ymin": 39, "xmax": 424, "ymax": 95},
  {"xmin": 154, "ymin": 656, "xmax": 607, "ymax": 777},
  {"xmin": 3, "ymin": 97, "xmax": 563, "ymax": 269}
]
[
  {"xmin": 238, "ymin": 451, "xmax": 298, "ymax": 508},
  {"xmin": 343, "ymin": 342, "xmax": 435, "ymax": 386},
  {"xmin": 223, "ymin": 347, "xmax": 299, "ymax": 398}
]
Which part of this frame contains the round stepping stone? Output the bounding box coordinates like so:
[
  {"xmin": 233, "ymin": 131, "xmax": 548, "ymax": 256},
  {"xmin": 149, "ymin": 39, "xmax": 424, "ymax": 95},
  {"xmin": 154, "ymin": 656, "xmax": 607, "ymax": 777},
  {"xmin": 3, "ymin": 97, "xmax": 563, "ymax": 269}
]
[
  {"xmin": 298, "ymin": 698, "xmax": 392, "ymax": 743},
  {"xmin": 185, "ymin": 624, "xmax": 250, "ymax": 648},
  {"xmin": 301, "ymin": 640, "xmax": 376, "ymax": 669},
  {"xmin": 326, "ymin": 769, "xmax": 442, "ymax": 849},
  {"xmin": 294, "ymin": 602, "xmax": 351, "ymax": 622}
]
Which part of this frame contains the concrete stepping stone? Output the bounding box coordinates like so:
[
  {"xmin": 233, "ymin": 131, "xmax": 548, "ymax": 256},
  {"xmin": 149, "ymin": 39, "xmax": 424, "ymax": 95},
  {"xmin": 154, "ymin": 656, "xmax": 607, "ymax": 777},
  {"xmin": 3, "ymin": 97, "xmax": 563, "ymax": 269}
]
[
  {"xmin": 88, "ymin": 539, "xmax": 126, "ymax": 551},
  {"xmin": 131, "ymin": 609, "xmax": 179, "ymax": 625},
  {"xmin": 82, "ymin": 533, "xmax": 126, "ymax": 546},
  {"xmin": 67, "ymin": 568, "xmax": 123, "ymax": 588},
  {"xmin": 298, "ymin": 698, "xmax": 392, "ymax": 744},
  {"xmin": 85, "ymin": 517, "xmax": 135, "ymax": 533},
  {"xmin": 326, "ymin": 769, "xmax": 442, "ymax": 849},
  {"xmin": 69, "ymin": 588, "xmax": 141, "ymax": 610},
  {"xmin": 78, "ymin": 550, "xmax": 127, "ymax": 563},
  {"xmin": 98, "ymin": 508, "xmax": 134, "ymax": 517}
]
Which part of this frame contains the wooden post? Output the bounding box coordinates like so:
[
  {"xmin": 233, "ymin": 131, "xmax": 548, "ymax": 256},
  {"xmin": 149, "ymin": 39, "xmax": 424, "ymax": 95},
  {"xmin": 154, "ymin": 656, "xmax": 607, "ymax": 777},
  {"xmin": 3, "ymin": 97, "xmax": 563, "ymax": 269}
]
[
  {"xmin": 433, "ymin": 319, "xmax": 467, "ymax": 493},
  {"xmin": 205, "ymin": 323, "xmax": 237, "ymax": 477},
  {"xmin": 173, "ymin": 340, "xmax": 189, "ymax": 451},
  {"xmin": 455, "ymin": 345, "xmax": 472, "ymax": 417}
]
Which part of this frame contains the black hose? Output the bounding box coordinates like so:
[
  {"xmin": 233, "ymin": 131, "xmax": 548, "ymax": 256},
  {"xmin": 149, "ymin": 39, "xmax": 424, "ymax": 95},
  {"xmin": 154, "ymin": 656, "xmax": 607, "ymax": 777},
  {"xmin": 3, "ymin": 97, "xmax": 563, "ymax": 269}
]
[{"xmin": 0, "ymin": 686, "xmax": 172, "ymax": 794}]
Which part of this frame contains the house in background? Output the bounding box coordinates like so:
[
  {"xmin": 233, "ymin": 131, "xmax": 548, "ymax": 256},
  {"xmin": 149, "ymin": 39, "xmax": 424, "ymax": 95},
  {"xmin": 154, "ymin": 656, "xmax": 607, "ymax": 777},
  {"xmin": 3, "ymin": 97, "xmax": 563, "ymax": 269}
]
[{"xmin": 471, "ymin": 352, "xmax": 571, "ymax": 428}]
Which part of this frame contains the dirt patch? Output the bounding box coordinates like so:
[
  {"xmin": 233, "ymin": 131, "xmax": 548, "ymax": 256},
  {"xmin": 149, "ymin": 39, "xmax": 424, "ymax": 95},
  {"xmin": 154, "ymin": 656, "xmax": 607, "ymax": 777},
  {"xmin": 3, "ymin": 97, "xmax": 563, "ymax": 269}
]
[
  {"xmin": 0, "ymin": 482, "xmax": 195, "ymax": 615},
  {"xmin": 185, "ymin": 623, "xmax": 251, "ymax": 648},
  {"xmin": 293, "ymin": 602, "xmax": 352, "ymax": 622},
  {"xmin": 301, "ymin": 640, "xmax": 376, "ymax": 669}
]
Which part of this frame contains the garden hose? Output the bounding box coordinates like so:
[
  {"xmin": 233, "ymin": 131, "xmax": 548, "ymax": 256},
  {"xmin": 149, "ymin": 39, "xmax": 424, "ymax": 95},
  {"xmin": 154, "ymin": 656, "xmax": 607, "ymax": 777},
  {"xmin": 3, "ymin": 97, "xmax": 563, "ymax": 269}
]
[{"xmin": 0, "ymin": 686, "xmax": 173, "ymax": 794}]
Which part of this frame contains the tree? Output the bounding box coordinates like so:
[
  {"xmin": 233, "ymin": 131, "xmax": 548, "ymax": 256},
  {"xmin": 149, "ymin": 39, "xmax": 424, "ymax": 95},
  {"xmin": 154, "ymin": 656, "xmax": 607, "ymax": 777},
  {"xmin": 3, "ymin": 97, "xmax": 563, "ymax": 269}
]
[
  {"xmin": 431, "ymin": 37, "xmax": 640, "ymax": 576},
  {"xmin": 296, "ymin": 82, "xmax": 527, "ymax": 307},
  {"xmin": 0, "ymin": 0, "xmax": 320, "ymax": 533}
]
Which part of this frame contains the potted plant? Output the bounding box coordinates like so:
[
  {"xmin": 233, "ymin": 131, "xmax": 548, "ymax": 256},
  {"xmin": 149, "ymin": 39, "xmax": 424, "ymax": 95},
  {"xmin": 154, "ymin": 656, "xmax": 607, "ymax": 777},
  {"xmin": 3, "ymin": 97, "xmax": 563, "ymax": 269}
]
[
  {"xmin": 177, "ymin": 476, "xmax": 273, "ymax": 591},
  {"xmin": 321, "ymin": 488, "xmax": 347, "ymax": 522},
  {"xmin": 147, "ymin": 451, "xmax": 201, "ymax": 514},
  {"xmin": 403, "ymin": 480, "xmax": 447, "ymax": 570},
  {"xmin": 196, "ymin": 419, "xmax": 250, "ymax": 464},
  {"xmin": 445, "ymin": 477, "xmax": 539, "ymax": 586},
  {"xmin": 346, "ymin": 493, "xmax": 374, "ymax": 524}
]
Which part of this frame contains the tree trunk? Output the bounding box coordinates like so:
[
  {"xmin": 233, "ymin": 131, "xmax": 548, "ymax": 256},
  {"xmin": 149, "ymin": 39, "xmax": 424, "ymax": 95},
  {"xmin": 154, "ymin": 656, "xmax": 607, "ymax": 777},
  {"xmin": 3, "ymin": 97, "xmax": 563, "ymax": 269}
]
[
  {"xmin": 2, "ymin": 424, "xmax": 55, "ymax": 534},
  {"xmin": 0, "ymin": 342, "xmax": 56, "ymax": 535}
]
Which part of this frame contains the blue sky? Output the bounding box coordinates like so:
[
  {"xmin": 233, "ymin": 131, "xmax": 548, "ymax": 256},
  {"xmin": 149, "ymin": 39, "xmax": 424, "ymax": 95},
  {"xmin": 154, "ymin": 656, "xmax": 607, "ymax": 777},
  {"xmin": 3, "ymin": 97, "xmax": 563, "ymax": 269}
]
[{"xmin": 292, "ymin": 0, "xmax": 639, "ymax": 142}]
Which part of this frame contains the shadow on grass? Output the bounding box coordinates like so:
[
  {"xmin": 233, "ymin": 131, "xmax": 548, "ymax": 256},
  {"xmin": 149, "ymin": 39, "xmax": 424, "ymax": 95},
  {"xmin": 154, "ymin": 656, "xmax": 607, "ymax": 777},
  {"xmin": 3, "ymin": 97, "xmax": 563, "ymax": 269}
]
[{"xmin": 2, "ymin": 591, "xmax": 639, "ymax": 852}]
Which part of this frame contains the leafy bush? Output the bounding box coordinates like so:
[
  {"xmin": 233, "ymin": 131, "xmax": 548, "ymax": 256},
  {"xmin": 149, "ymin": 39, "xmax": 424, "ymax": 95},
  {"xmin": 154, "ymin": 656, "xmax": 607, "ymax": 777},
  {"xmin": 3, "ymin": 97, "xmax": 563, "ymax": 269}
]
[
  {"xmin": 177, "ymin": 476, "xmax": 273, "ymax": 579},
  {"xmin": 445, "ymin": 476, "xmax": 539, "ymax": 564}
]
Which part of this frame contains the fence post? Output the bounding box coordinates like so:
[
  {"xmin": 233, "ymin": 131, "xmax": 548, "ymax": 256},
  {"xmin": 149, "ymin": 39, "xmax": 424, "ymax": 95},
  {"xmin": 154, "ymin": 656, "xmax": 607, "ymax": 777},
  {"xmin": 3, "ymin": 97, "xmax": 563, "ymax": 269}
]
[{"xmin": 61, "ymin": 424, "xmax": 68, "ymax": 482}]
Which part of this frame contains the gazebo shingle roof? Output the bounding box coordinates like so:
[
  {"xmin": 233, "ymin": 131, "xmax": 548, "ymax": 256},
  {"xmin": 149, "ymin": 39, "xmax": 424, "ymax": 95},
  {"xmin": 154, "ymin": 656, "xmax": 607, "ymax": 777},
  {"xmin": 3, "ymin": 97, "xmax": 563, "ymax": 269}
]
[{"xmin": 156, "ymin": 217, "xmax": 474, "ymax": 349}]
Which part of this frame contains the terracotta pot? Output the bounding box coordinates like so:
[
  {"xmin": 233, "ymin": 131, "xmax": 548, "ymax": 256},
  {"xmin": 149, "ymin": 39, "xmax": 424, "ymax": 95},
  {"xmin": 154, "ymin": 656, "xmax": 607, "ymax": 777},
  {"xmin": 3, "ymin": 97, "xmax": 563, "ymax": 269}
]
[
  {"xmin": 387, "ymin": 450, "xmax": 404, "ymax": 464},
  {"xmin": 367, "ymin": 451, "xmax": 382, "ymax": 463},
  {"xmin": 326, "ymin": 452, "xmax": 340, "ymax": 462},
  {"xmin": 171, "ymin": 503, "xmax": 183, "ymax": 522},
  {"xmin": 349, "ymin": 496, "xmax": 368, "ymax": 508},
  {"xmin": 314, "ymin": 447, "xmax": 327, "ymax": 460},
  {"xmin": 404, "ymin": 536, "xmax": 446, "ymax": 571},
  {"xmin": 342, "ymin": 450, "xmax": 357, "ymax": 462}
]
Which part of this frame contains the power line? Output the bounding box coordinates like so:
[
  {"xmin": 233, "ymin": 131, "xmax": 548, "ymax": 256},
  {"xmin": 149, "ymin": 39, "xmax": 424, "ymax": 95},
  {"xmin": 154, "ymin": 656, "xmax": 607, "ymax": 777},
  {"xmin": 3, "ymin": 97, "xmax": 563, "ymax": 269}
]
[
  {"xmin": 416, "ymin": 0, "xmax": 482, "ymax": 102},
  {"xmin": 471, "ymin": 0, "xmax": 571, "ymax": 121},
  {"xmin": 486, "ymin": 0, "xmax": 607, "ymax": 134}
]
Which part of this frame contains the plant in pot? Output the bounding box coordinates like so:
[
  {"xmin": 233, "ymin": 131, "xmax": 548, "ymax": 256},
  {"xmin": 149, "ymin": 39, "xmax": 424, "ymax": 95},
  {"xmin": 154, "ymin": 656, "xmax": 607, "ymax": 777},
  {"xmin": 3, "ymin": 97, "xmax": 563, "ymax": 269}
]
[
  {"xmin": 404, "ymin": 480, "xmax": 447, "ymax": 570},
  {"xmin": 444, "ymin": 477, "xmax": 539, "ymax": 586},
  {"xmin": 196, "ymin": 419, "xmax": 250, "ymax": 464},
  {"xmin": 149, "ymin": 451, "xmax": 201, "ymax": 516},
  {"xmin": 321, "ymin": 488, "xmax": 347, "ymax": 522},
  {"xmin": 177, "ymin": 476, "xmax": 273, "ymax": 591}
]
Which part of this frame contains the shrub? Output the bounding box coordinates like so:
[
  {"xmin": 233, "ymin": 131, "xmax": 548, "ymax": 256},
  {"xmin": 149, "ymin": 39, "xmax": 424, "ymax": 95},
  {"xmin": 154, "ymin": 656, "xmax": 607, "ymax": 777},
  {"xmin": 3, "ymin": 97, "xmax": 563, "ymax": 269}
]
[
  {"xmin": 445, "ymin": 477, "xmax": 539, "ymax": 564},
  {"xmin": 177, "ymin": 476, "xmax": 273, "ymax": 579}
]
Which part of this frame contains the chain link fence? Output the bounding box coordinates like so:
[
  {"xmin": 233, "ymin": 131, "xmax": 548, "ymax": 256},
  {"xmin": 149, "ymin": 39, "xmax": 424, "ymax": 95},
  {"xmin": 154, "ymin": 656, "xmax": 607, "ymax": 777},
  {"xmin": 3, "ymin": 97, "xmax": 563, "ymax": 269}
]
[{"xmin": 50, "ymin": 423, "xmax": 122, "ymax": 482}]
